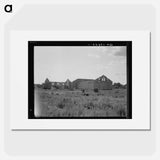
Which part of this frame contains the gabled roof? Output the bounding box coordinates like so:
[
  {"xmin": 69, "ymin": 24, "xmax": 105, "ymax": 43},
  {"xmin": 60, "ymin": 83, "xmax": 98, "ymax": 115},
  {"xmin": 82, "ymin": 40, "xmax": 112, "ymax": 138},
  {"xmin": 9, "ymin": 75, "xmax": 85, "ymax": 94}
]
[
  {"xmin": 96, "ymin": 75, "xmax": 112, "ymax": 82},
  {"xmin": 45, "ymin": 78, "xmax": 50, "ymax": 83},
  {"xmin": 65, "ymin": 79, "xmax": 71, "ymax": 83}
]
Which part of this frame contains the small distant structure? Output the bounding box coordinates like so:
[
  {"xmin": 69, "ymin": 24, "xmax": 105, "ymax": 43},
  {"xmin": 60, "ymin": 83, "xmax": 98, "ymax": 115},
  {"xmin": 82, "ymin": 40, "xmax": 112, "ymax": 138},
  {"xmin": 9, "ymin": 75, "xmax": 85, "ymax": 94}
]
[
  {"xmin": 51, "ymin": 82, "xmax": 65, "ymax": 89},
  {"xmin": 34, "ymin": 84, "xmax": 42, "ymax": 89},
  {"xmin": 112, "ymin": 82, "xmax": 126, "ymax": 89},
  {"xmin": 64, "ymin": 79, "xmax": 72, "ymax": 89},
  {"xmin": 42, "ymin": 78, "xmax": 52, "ymax": 89},
  {"xmin": 50, "ymin": 79, "xmax": 72, "ymax": 90}
]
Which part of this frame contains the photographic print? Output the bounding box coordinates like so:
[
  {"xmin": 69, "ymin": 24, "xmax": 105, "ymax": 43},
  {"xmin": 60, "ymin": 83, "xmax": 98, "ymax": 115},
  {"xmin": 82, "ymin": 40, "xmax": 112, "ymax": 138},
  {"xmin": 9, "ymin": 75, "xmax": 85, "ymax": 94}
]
[{"xmin": 28, "ymin": 41, "xmax": 132, "ymax": 119}]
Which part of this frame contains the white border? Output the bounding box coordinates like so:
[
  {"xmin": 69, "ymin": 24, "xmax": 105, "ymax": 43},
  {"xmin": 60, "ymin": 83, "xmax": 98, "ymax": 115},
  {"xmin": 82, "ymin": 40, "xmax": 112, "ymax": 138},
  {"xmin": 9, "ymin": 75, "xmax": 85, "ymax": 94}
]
[{"xmin": 10, "ymin": 31, "xmax": 150, "ymax": 130}]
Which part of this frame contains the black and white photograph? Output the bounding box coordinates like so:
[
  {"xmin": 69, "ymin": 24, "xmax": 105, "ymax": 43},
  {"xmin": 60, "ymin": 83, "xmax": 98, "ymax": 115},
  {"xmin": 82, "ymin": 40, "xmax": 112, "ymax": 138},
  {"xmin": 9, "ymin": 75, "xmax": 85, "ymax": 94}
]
[{"xmin": 28, "ymin": 41, "xmax": 132, "ymax": 119}]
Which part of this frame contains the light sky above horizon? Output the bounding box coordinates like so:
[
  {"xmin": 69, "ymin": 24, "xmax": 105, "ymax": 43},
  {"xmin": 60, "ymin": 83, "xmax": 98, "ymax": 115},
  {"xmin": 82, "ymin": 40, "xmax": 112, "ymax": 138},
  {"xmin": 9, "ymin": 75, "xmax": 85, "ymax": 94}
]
[{"xmin": 34, "ymin": 46, "xmax": 127, "ymax": 84}]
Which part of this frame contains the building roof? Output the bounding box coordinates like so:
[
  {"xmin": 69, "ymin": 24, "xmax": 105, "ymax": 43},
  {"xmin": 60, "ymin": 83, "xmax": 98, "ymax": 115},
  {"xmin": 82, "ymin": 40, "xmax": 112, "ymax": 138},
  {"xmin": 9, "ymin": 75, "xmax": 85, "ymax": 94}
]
[
  {"xmin": 65, "ymin": 79, "xmax": 71, "ymax": 83},
  {"xmin": 45, "ymin": 78, "xmax": 50, "ymax": 83},
  {"xmin": 72, "ymin": 78, "xmax": 95, "ymax": 83},
  {"xmin": 96, "ymin": 75, "xmax": 112, "ymax": 82}
]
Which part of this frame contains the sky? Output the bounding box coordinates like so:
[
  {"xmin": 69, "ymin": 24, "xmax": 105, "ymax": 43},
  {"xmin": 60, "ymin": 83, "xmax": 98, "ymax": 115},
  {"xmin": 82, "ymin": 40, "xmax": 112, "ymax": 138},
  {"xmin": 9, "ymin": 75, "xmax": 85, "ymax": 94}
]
[{"xmin": 34, "ymin": 46, "xmax": 127, "ymax": 84}]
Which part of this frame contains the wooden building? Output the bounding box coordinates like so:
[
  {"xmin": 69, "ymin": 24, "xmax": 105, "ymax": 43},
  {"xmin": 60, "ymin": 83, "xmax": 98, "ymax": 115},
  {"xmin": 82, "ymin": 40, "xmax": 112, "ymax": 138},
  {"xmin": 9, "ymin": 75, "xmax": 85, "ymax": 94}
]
[{"xmin": 72, "ymin": 75, "xmax": 112, "ymax": 90}]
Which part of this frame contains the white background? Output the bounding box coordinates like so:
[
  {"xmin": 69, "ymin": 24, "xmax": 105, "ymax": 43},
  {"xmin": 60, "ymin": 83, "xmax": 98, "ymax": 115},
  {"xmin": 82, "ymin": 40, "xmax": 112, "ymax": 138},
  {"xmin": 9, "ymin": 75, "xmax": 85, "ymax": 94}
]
[
  {"xmin": 10, "ymin": 31, "xmax": 150, "ymax": 130},
  {"xmin": 1, "ymin": 0, "xmax": 160, "ymax": 160}
]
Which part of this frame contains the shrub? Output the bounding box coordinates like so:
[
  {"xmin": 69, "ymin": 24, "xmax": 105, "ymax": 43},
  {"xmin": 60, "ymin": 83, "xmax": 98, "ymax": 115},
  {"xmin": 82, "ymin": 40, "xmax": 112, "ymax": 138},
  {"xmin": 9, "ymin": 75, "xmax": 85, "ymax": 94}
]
[
  {"xmin": 43, "ymin": 83, "xmax": 51, "ymax": 89},
  {"xmin": 81, "ymin": 89, "xmax": 85, "ymax": 93},
  {"xmin": 94, "ymin": 88, "xmax": 99, "ymax": 93},
  {"xmin": 117, "ymin": 107, "xmax": 126, "ymax": 117},
  {"xmin": 57, "ymin": 102, "xmax": 65, "ymax": 109}
]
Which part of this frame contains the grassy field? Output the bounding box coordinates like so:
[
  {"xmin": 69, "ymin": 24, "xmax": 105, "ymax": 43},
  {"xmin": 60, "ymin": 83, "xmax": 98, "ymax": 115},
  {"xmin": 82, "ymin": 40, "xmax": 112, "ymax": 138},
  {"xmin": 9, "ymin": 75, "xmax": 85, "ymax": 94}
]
[{"xmin": 34, "ymin": 88, "xmax": 127, "ymax": 118}]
